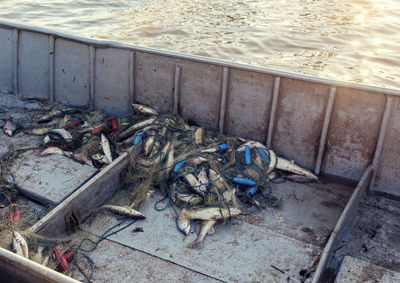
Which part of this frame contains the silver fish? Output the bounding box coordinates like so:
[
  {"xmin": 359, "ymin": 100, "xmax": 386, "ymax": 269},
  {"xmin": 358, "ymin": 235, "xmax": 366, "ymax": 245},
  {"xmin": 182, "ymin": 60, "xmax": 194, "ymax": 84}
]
[
  {"xmin": 237, "ymin": 141, "xmax": 268, "ymax": 152},
  {"xmin": 46, "ymin": 128, "xmax": 72, "ymax": 140},
  {"xmin": 181, "ymin": 207, "xmax": 241, "ymax": 221},
  {"xmin": 40, "ymin": 147, "xmax": 73, "ymax": 157},
  {"xmin": 188, "ymin": 220, "xmax": 216, "ymax": 249},
  {"xmin": 276, "ymin": 156, "xmax": 318, "ymax": 180},
  {"xmin": 185, "ymin": 174, "xmax": 206, "ymax": 197},
  {"xmin": 2, "ymin": 119, "xmax": 18, "ymax": 136},
  {"xmin": 101, "ymin": 134, "xmax": 113, "ymax": 163},
  {"xmin": 24, "ymin": 127, "xmax": 53, "ymax": 136},
  {"xmin": 131, "ymin": 103, "xmax": 158, "ymax": 115},
  {"xmin": 194, "ymin": 127, "xmax": 205, "ymax": 145},
  {"xmin": 12, "ymin": 231, "xmax": 29, "ymax": 259},
  {"xmin": 118, "ymin": 117, "xmax": 156, "ymax": 140},
  {"xmin": 102, "ymin": 205, "xmax": 146, "ymax": 219}
]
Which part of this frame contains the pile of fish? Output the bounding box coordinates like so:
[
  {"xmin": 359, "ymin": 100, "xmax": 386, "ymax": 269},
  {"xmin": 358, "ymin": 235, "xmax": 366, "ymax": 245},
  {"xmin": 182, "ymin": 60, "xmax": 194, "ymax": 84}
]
[{"xmin": 3, "ymin": 103, "xmax": 318, "ymax": 253}]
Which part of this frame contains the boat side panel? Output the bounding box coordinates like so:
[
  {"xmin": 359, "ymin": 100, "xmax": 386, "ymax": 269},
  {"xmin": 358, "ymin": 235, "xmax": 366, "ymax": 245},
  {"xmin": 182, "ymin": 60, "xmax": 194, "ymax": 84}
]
[
  {"xmin": 179, "ymin": 61, "xmax": 222, "ymax": 131},
  {"xmin": 373, "ymin": 96, "xmax": 400, "ymax": 196},
  {"xmin": 0, "ymin": 27, "xmax": 13, "ymax": 93},
  {"xmin": 224, "ymin": 68, "xmax": 274, "ymax": 142},
  {"xmin": 135, "ymin": 52, "xmax": 175, "ymax": 113},
  {"xmin": 95, "ymin": 48, "xmax": 130, "ymax": 115},
  {"xmin": 322, "ymin": 88, "xmax": 386, "ymax": 180},
  {"xmin": 18, "ymin": 31, "xmax": 49, "ymax": 99},
  {"xmin": 272, "ymin": 78, "xmax": 330, "ymax": 169},
  {"xmin": 54, "ymin": 39, "xmax": 90, "ymax": 106}
]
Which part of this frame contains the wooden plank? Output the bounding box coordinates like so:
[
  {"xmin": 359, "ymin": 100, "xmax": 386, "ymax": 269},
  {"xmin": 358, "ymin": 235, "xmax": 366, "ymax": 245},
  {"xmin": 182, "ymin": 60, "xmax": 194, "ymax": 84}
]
[
  {"xmin": 0, "ymin": 247, "xmax": 78, "ymax": 283},
  {"xmin": 30, "ymin": 152, "xmax": 129, "ymax": 236}
]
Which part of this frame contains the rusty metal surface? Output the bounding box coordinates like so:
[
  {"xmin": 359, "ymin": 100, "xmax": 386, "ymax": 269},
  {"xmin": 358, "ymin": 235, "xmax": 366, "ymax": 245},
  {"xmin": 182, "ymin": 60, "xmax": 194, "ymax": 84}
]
[
  {"xmin": 373, "ymin": 97, "xmax": 400, "ymax": 196},
  {"xmin": 94, "ymin": 48, "xmax": 131, "ymax": 115},
  {"xmin": 224, "ymin": 68, "xmax": 274, "ymax": 142},
  {"xmin": 272, "ymin": 78, "xmax": 330, "ymax": 170},
  {"xmin": 70, "ymin": 238, "xmax": 222, "ymax": 282},
  {"xmin": 179, "ymin": 61, "xmax": 222, "ymax": 131},
  {"xmin": 321, "ymin": 87, "xmax": 386, "ymax": 181},
  {"xmin": 81, "ymin": 179, "xmax": 352, "ymax": 282},
  {"xmin": 135, "ymin": 51, "xmax": 176, "ymax": 113}
]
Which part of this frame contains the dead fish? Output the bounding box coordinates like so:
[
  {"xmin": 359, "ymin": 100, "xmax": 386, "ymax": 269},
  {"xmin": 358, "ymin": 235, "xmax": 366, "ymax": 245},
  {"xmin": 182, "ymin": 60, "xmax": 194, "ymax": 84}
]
[
  {"xmin": 24, "ymin": 127, "xmax": 53, "ymax": 136},
  {"xmin": 12, "ymin": 231, "xmax": 29, "ymax": 259},
  {"xmin": 101, "ymin": 205, "xmax": 146, "ymax": 219},
  {"xmin": 73, "ymin": 152, "xmax": 94, "ymax": 167},
  {"xmin": 187, "ymin": 156, "xmax": 207, "ymax": 165},
  {"xmin": 177, "ymin": 212, "xmax": 191, "ymax": 235},
  {"xmin": 185, "ymin": 174, "xmax": 205, "ymax": 197},
  {"xmin": 37, "ymin": 109, "xmax": 64, "ymax": 123},
  {"xmin": 254, "ymin": 149, "xmax": 278, "ymax": 174},
  {"xmin": 208, "ymin": 169, "xmax": 236, "ymax": 206},
  {"xmin": 91, "ymin": 153, "xmax": 110, "ymax": 165},
  {"xmin": 37, "ymin": 108, "xmax": 81, "ymax": 124},
  {"xmin": 197, "ymin": 167, "xmax": 208, "ymax": 193},
  {"xmin": 276, "ymin": 156, "xmax": 318, "ymax": 180},
  {"xmin": 143, "ymin": 135, "xmax": 155, "ymax": 156},
  {"xmin": 131, "ymin": 103, "xmax": 158, "ymax": 115},
  {"xmin": 46, "ymin": 128, "xmax": 72, "ymax": 140},
  {"xmin": 181, "ymin": 207, "xmax": 241, "ymax": 221},
  {"xmin": 135, "ymin": 141, "xmax": 171, "ymax": 167},
  {"xmin": 2, "ymin": 119, "xmax": 18, "ymax": 136},
  {"xmin": 237, "ymin": 141, "xmax": 267, "ymax": 152},
  {"xmin": 101, "ymin": 134, "xmax": 113, "ymax": 163},
  {"xmin": 40, "ymin": 147, "xmax": 72, "ymax": 157},
  {"xmin": 118, "ymin": 117, "xmax": 156, "ymax": 140},
  {"xmin": 173, "ymin": 192, "xmax": 203, "ymax": 206},
  {"xmin": 194, "ymin": 127, "xmax": 205, "ymax": 145},
  {"xmin": 188, "ymin": 220, "xmax": 216, "ymax": 249}
]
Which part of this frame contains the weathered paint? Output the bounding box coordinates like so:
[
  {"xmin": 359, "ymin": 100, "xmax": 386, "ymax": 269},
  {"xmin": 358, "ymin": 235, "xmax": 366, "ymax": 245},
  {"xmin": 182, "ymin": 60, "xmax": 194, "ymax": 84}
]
[
  {"xmin": 224, "ymin": 68, "xmax": 274, "ymax": 142},
  {"xmin": 18, "ymin": 31, "xmax": 50, "ymax": 99},
  {"xmin": 135, "ymin": 51, "xmax": 176, "ymax": 113},
  {"xmin": 0, "ymin": 27, "xmax": 13, "ymax": 93},
  {"xmin": 373, "ymin": 96, "xmax": 400, "ymax": 196},
  {"xmin": 272, "ymin": 78, "xmax": 330, "ymax": 170},
  {"xmin": 179, "ymin": 61, "xmax": 222, "ymax": 131},
  {"xmin": 54, "ymin": 38, "xmax": 90, "ymax": 106},
  {"xmin": 322, "ymin": 87, "xmax": 386, "ymax": 181},
  {"xmin": 94, "ymin": 48, "xmax": 131, "ymax": 115}
]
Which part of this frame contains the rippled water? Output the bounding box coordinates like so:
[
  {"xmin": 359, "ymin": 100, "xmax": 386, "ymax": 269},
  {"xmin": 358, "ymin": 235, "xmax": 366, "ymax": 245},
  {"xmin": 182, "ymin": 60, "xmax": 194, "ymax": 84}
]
[{"xmin": 0, "ymin": 0, "xmax": 399, "ymax": 89}]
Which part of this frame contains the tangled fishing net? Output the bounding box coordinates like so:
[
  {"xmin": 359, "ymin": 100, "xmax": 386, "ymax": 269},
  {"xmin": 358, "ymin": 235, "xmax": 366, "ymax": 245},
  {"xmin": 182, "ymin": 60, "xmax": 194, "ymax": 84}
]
[{"xmin": 1, "ymin": 100, "xmax": 318, "ymax": 281}]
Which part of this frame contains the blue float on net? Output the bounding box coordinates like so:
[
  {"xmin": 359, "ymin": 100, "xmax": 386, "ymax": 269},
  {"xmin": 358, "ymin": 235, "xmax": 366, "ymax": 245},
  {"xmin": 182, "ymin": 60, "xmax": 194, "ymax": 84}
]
[
  {"xmin": 218, "ymin": 144, "xmax": 229, "ymax": 150},
  {"xmin": 233, "ymin": 177, "xmax": 256, "ymax": 186},
  {"xmin": 257, "ymin": 147, "xmax": 270, "ymax": 165},
  {"xmin": 245, "ymin": 145, "xmax": 251, "ymax": 165},
  {"xmin": 133, "ymin": 132, "xmax": 143, "ymax": 145},
  {"xmin": 248, "ymin": 186, "xmax": 258, "ymax": 195},
  {"xmin": 173, "ymin": 160, "xmax": 185, "ymax": 173}
]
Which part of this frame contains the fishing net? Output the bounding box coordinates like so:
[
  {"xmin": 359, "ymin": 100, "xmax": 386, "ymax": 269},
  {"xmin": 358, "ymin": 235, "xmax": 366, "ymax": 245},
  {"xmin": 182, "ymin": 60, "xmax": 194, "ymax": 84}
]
[{"xmin": 1, "ymin": 97, "xmax": 318, "ymax": 281}]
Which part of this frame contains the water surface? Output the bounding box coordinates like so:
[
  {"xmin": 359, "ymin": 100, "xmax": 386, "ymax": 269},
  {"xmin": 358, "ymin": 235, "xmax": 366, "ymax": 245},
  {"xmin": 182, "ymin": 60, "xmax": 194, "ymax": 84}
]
[{"xmin": 0, "ymin": 0, "xmax": 399, "ymax": 89}]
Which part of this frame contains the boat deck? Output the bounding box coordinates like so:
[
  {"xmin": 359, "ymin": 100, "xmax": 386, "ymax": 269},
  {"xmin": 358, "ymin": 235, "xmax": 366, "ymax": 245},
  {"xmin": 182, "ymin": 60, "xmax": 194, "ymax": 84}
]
[
  {"xmin": 324, "ymin": 194, "xmax": 400, "ymax": 281},
  {"xmin": 79, "ymin": 178, "xmax": 353, "ymax": 282}
]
